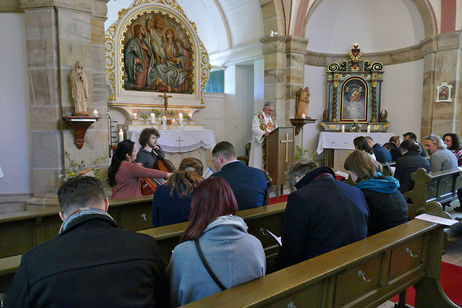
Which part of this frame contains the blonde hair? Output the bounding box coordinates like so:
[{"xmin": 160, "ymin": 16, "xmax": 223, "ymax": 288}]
[
  {"xmin": 166, "ymin": 157, "xmax": 203, "ymax": 198},
  {"xmin": 344, "ymin": 151, "xmax": 382, "ymax": 182}
]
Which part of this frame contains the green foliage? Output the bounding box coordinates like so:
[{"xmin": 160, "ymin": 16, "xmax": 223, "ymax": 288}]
[
  {"xmin": 152, "ymin": 109, "xmax": 162, "ymax": 115},
  {"xmin": 61, "ymin": 152, "xmax": 107, "ymax": 183},
  {"xmin": 294, "ymin": 146, "xmax": 316, "ymax": 161},
  {"xmin": 140, "ymin": 113, "xmax": 149, "ymax": 120}
]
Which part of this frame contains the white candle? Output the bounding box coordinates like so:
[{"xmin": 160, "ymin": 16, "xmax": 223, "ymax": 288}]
[
  {"xmin": 118, "ymin": 128, "xmax": 123, "ymax": 142},
  {"xmin": 162, "ymin": 116, "xmax": 167, "ymax": 130},
  {"xmin": 93, "ymin": 109, "xmax": 98, "ymax": 117},
  {"xmin": 301, "ymin": 114, "xmax": 306, "ymax": 119},
  {"xmin": 189, "ymin": 113, "xmax": 193, "ymax": 120},
  {"xmin": 132, "ymin": 112, "xmax": 137, "ymax": 120},
  {"xmin": 367, "ymin": 125, "xmax": 371, "ymax": 133},
  {"xmin": 341, "ymin": 125, "xmax": 345, "ymax": 133},
  {"xmin": 150, "ymin": 113, "xmax": 155, "ymax": 124}
]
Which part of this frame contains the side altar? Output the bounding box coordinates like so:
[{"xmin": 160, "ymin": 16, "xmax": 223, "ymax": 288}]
[{"xmin": 321, "ymin": 44, "xmax": 389, "ymax": 132}]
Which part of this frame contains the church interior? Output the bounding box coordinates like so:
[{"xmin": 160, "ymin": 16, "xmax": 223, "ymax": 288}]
[{"xmin": 0, "ymin": 0, "xmax": 462, "ymax": 306}]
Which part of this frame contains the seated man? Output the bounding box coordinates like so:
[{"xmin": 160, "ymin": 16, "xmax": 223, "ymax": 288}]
[
  {"xmin": 137, "ymin": 127, "xmax": 165, "ymax": 169},
  {"xmin": 6, "ymin": 176, "xmax": 168, "ymax": 308},
  {"xmin": 277, "ymin": 161, "xmax": 369, "ymax": 268},
  {"xmin": 424, "ymin": 134, "xmax": 458, "ymax": 172},
  {"xmin": 403, "ymin": 132, "xmax": 426, "ymax": 157},
  {"xmin": 212, "ymin": 141, "xmax": 268, "ymax": 210},
  {"xmin": 365, "ymin": 136, "xmax": 391, "ymax": 162}
]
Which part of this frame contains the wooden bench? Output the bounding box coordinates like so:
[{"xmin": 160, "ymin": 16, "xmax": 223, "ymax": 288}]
[
  {"xmin": 0, "ymin": 196, "xmax": 154, "ymax": 258},
  {"xmin": 403, "ymin": 167, "xmax": 462, "ymax": 219},
  {"xmin": 0, "ymin": 202, "xmax": 287, "ymax": 295},
  {"xmin": 181, "ymin": 219, "xmax": 457, "ymax": 308}
]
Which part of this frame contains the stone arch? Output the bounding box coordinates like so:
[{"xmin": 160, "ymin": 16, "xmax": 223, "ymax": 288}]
[{"xmin": 260, "ymin": 0, "xmax": 286, "ymax": 36}]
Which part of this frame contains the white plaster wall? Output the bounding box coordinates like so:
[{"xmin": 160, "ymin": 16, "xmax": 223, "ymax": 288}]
[
  {"xmin": 0, "ymin": 13, "xmax": 30, "ymax": 194},
  {"xmin": 253, "ymin": 58, "xmax": 265, "ymax": 114},
  {"xmin": 195, "ymin": 93, "xmax": 225, "ymax": 143},
  {"xmin": 306, "ymin": 0, "xmax": 425, "ymax": 53}
]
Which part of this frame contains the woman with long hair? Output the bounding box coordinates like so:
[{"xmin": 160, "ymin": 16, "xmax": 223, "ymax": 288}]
[
  {"xmin": 353, "ymin": 136, "xmax": 376, "ymax": 160},
  {"xmin": 108, "ymin": 140, "xmax": 170, "ymax": 199},
  {"xmin": 443, "ymin": 133, "xmax": 462, "ymax": 166},
  {"xmin": 152, "ymin": 157, "xmax": 203, "ymax": 227},
  {"xmin": 344, "ymin": 151, "xmax": 408, "ymax": 236},
  {"xmin": 169, "ymin": 177, "xmax": 265, "ymax": 306},
  {"xmin": 394, "ymin": 140, "xmax": 431, "ymax": 193}
]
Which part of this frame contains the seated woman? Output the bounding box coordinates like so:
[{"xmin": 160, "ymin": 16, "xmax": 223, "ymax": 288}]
[
  {"xmin": 169, "ymin": 177, "xmax": 266, "ymax": 306},
  {"xmin": 383, "ymin": 142, "xmax": 402, "ymax": 161},
  {"xmin": 443, "ymin": 133, "xmax": 462, "ymax": 166},
  {"xmin": 152, "ymin": 157, "xmax": 203, "ymax": 227},
  {"xmin": 394, "ymin": 140, "xmax": 431, "ymax": 193},
  {"xmin": 353, "ymin": 136, "xmax": 376, "ymax": 161},
  {"xmin": 344, "ymin": 150, "xmax": 408, "ymax": 236},
  {"xmin": 108, "ymin": 140, "xmax": 170, "ymax": 200}
]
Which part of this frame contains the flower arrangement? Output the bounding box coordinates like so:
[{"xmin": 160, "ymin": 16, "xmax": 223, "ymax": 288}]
[
  {"xmin": 61, "ymin": 152, "xmax": 107, "ymax": 183},
  {"xmin": 350, "ymin": 121, "xmax": 362, "ymax": 132}
]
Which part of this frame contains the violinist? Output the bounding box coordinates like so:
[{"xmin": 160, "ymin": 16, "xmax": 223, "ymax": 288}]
[{"xmin": 137, "ymin": 128, "xmax": 165, "ymax": 169}]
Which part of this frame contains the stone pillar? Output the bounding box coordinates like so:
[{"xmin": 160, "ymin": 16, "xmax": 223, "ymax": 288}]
[
  {"xmin": 20, "ymin": 0, "xmax": 109, "ymax": 197},
  {"xmin": 421, "ymin": 31, "xmax": 462, "ymax": 139},
  {"xmin": 261, "ymin": 36, "xmax": 287, "ymax": 126}
]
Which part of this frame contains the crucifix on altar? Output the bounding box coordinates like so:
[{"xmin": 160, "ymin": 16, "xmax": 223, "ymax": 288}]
[{"xmin": 158, "ymin": 91, "xmax": 172, "ymax": 118}]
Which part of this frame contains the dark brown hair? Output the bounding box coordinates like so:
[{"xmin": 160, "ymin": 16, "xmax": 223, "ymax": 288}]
[
  {"xmin": 399, "ymin": 139, "xmax": 420, "ymax": 153},
  {"xmin": 389, "ymin": 136, "xmax": 400, "ymax": 147},
  {"xmin": 353, "ymin": 136, "xmax": 373, "ymax": 154},
  {"xmin": 166, "ymin": 157, "xmax": 203, "ymax": 198},
  {"xmin": 212, "ymin": 141, "xmax": 236, "ymax": 160},
  {"xmin": 58, "ymin": 176, "xmax": 105, "ymax": 216},
  {"xmin": 107, "ymin": 140, "xmax": 134, "ymax": 187},
  {"xmin": 139, "ymin": 127, "xmax": 160, "ymax": 147},
  {"xmin": 180, "ymin": 177, "xmax": 237, "ymax": 242}
]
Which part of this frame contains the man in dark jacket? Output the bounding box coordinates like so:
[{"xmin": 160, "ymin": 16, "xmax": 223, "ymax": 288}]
[
  {"xmin": 403, "ymin": 132, "xmax": 426, "ymax": 157},
  {"xmin": 212, "ymin": 141, "xmax": 268, "ymax": 210},
  {"xmin": 366, "ymin": 136, "xmax": 391, "ymax": 162},
  {"xmin": 277, "ymin": 162, "xmax": 369, "ymax": 268},
  {"xmin": 6, "ymin": 176, "xmax": 168, "ymax": 308}
]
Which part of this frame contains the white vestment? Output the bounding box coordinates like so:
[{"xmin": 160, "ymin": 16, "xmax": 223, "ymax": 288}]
[{"xmin": 249, "ymin": 112, "xmax": 276, "ymax": 170}]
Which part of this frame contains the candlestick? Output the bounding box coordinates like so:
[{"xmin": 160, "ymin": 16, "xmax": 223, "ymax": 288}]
[
  {"xmin": 132, "ymin": 112, "xmax": 137, "ymax": 120},
  {"xmin": 367, "ymin": 125, "xmax": 371, "ymax": 133},
  {"xmin": 150, "ymin": 113, "xmax": 155, "ymax": 124},
  {"xmin": 118, "ymin": 128, "xmax": 123, "ymax": 142},
  {"xmin": 93, "ymin": 109, "xmax": 98, "ymax": 117},
  {"xmin": 341, "ymin": 125, "xmax": 345, "ymax": 133},
  {"xmin": 162, "ymin": 116, "xmax": 167, "ymax": 130}
]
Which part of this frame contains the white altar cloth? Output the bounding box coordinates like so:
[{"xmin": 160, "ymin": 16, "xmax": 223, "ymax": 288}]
[
  {"xmin": 316, "ymin": 132, "xmax": 395, "ymax": 154},
  {"xmin": 127, "ymin": 127, "xmax": 216, "ymax": 153}
]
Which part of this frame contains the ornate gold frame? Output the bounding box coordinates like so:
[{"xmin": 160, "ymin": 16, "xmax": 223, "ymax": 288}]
[{"xmin": 105, "ymin": 0, "xmax": 211, "ymax": 104}]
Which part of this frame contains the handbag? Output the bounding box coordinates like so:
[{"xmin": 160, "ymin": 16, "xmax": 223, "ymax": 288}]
[{"xmin": 194, "ymin": 239, "xmax": 226, "ymax": 291}]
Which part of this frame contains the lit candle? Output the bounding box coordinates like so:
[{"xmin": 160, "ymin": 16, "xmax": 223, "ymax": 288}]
[
  {"xmin": 162, "ymin": 116, "xmax": 167, "ymax": 130},
  {"xmin": 93, "ymin": 109, "xmax": 98, "ymax": 117},
  {"xmin": 301, "ymin": 114, "xmax": 306, "ymax": 119},
  {"xmin": 118, "ymin": 128, "xmax": 123, "ymax": 142},
  {"xmin": 179, "ymin": 113, "xmax": 184, "ymax": 130},
  {"xmin": 188, "ymin": 113, "xmax": 193, "ymax": 119},
  {"xmin": 150, "ymin": 113, "xmax": 155, "ymax": 124},
  {"xmin": 367, "ymin": 125, "xmax": 371, "ymax": 133},
  {"xmin": 132, "ymin": 112, "xmax": 137, "ymax": 120},
  {"xmin": 341, "ymin": 125, "xmax": 345, "ymax": 133}
]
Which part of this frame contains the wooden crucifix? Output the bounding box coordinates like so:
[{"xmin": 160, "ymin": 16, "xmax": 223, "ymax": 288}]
[
  {"xmin": 280, "ymin": 132, "xmax": 294, "ymax": 163},
  {"xmin": 158, "ymin": 91, "xmax": 172, "ymax": 116}
]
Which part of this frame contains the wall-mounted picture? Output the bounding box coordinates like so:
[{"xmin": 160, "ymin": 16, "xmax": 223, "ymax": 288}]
[
  {"xmin": 340, "ymin": 77, "xmax": 368, "ymax": 121},
  {"xmin": 436, "ymin": 82, "xmax": 452, "ymax": 103},
  {"xmin": 122, "ymin": 12, "xmax": 193, "ymax": 93}
]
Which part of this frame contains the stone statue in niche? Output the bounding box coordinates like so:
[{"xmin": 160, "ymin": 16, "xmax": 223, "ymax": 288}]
[
  {"xmin": 295, "ymin": 87, "xmax": 310, "ymax": 118},
  {"xmin": 70, "ymin": 61, "xmax": 89, "ymax": 115}
]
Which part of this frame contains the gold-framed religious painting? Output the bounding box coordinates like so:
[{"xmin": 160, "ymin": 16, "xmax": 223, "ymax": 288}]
[
  {"xmin": 435, "ymin": 82, "xmax": 452, "ymax": 103},
  {"xmin": 340, "ymin": 77, "xmax": 368, "ymax": 121},
  {"xmin": 122, "ymin": 13, "xmax": 193, "ymax": 93},
  {"xmin": 105, "ymin": 0, "xmax": 211, "ymax": 106}
]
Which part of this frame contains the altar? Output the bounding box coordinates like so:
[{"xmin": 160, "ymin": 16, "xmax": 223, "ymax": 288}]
[
  {"xmin": 127, "ymin": 125, "xmax": 216, "ymax": 169},
  {"xmin": 317, "ymin": 132, "xmax": 394, "ymax": 172}
]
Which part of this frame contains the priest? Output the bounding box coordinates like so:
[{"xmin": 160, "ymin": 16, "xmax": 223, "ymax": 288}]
[{"xmin": 249, "ymin": 102, "xmax": 277, "ymax": 170}]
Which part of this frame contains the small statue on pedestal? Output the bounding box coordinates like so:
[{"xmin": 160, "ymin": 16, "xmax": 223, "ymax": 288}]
[
  {"xmin": 295, "ymin": 87, "xmax": 310, "ymax": 119},
  {"xmin": 70, "ymin": 61, "xmax": 89, "ymax": 116}
]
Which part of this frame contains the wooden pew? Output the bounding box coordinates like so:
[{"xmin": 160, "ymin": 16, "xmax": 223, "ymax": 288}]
[
  {"xmin": 0, "ymin": 202, "xmax": 287, "ymax": 295},
  {"xmin": 138, "ymin": 201, "xmax": 287, "ymax": 267},
  {"xmin": 0, "ymin": 196, "xmax": 154, "ymax": 258},
  {"xmin": 181, "ymin": 219, "xmax": 458, "ymax": 308},
  {"xmin": 403, "ymin": 168, "xmax": 462, "ymax": 219}
]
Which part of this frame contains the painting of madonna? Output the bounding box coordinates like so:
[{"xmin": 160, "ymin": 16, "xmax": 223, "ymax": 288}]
[{"xmin": 341, "ymin": 78, "xmax": 367, "ymax": 121}]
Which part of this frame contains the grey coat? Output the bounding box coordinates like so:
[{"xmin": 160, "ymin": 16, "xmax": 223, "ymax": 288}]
[
  {"xmin": 429, "ymin": 148, "xmax": 458, "ymax": 172},
  {"xmin": 169, "ymin": 215, "xmax": 266, "ymax": 306}
]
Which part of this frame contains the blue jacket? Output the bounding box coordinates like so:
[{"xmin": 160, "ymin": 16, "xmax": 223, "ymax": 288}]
[
  {"xmin": 278, "ymin": 167, "xmax": 369, "ymax": 267},
  {"xmin": 394, "ymin": 151, "xmax": 431, "ymax": 193},
  {"xmin": 212, "ymin": 161, "xmax": 268, "ymax": 210},
  {"xmin": 152, "ymin": 184, "xmax": 192, "ymax": 227},
  {"xmin": 169, "ymin": 215, "xmax": 266, "ymax": 306},
  {"xmin": 373, "ymin": 143, "xmax": 392, "ymax": 162}
]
